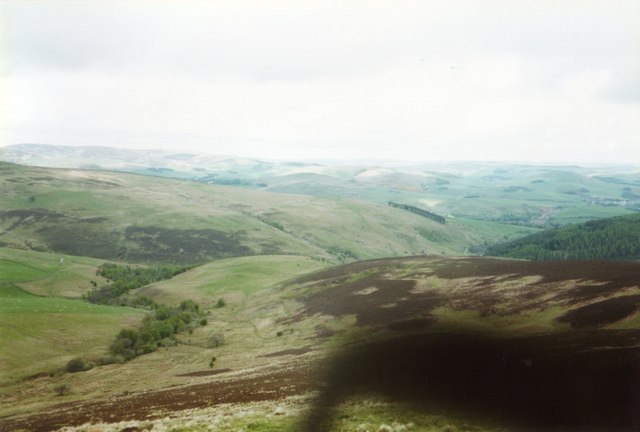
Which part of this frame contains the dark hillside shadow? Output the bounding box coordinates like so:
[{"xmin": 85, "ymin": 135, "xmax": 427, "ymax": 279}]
[{"xmin": 300, "ymin": 330, "xmax": 640, "ymax": 431}]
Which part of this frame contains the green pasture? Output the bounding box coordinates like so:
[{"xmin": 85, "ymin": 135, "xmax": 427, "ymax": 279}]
[
  {"xmin": 552, "ymin": 205, "xmax": 636, "ymax": 224},
  {"xmin": 0, "ymin": 260, "xmax": 48, "ymax": 282},
  {"xmin": 135, "ymin": 254, "xmax": 328, "ymax": 305},
  {"xmin": 0, "ymin": 247, "xmax": 105, "ymax": 298},
  {"xmin": 0, "ymin": 282, "xmax": 144, "ymax": 384}
]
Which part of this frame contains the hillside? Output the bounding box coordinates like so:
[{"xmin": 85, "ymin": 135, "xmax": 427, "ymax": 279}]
[
  {"xmin": 0, "ymin": 162, "xmax": 495, "ymax": 264},
  {"xmin": 2, "ymin": 256, "xmax": 640, "ymax": 431},
  {"xmin": 0, "ymin": 247, "xmax": 145, "ymax": 385},
  {"xmin": 486, "ymin": 213, "xmax": 640, "ymax": 260},
  {"xmin": 0, "ymin": 143, "xmax": 319, "ymax": 182},
  {"xmin": 3, "ymin": 144, "xmax": 639, "ymax": 229},
  {"xmin": 2, "ymin": 154, "xmax": 640, "ymax": 431}
]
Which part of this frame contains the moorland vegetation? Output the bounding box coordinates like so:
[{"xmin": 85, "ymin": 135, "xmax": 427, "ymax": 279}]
[{"xmin": 1, "ymin": 151, "xmax": 640, "ymax": 432}]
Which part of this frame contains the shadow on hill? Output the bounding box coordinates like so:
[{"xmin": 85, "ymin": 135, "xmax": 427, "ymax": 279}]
[
  {"xmin": 288, "ymin": 256, "xmax": 640, "ymax": 329},
  {"xmin": 301, "ymin": 330, "xmax": 640, "ymax": 431}
]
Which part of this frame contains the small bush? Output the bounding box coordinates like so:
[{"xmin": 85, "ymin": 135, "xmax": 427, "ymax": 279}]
[
  {"xmin": 65, "ymin": 357, "xmax": 87, "ymax": 373},
  {"xmin": 54, "ymin": 383, "xmax": 70, "ymax": 396},
  {"xmin": 200, "ymin": 318, "xmax": 208, "ymax": 326},
  {"xmin": 216, "ymin": 298, "xmax": 226, "ymax": 308},
  {"xmin": 208, "ymin": 332, "xmax": 225, "ymax": 348},
  {"xmin": 159, "ymin": 337, "xmax": 177, "ymax": 347},
  {"xmin": 99, "ymin": 355, "xmax": 117, "ymax": 365}
]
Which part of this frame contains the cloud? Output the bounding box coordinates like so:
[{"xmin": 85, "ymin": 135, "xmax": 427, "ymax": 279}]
[{"xmin": 1, "ymin": 0, "xmax": 639, "ymax": 163}]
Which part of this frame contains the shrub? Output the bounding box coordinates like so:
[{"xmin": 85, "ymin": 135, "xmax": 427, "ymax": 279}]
[
  {"xmin": 216, "ymin": 298, "xmax": 226, "ymax": 308},
  {"xmin": 106, "ymin": 298, "xmax": 205, "ymax": 363},
  {"xmin": 208, "ymin": 333, "xmax": 225, "ymax": 348},
  {"xmin": 158, "ymin": 337, "xmax": 177, "ymax": 347},
  {"xmin": 179, "ymin": 300, "xmax": 200, "ymax": 313},
  {"xmin": 54, "ymin": 383, "xmax": 70, "ymax": 396},
  {"xmin": 65, "ymin": 357, "xmax": 87, "ymax": 373},
  {"xmin": 99, "ymin": 355, "xmax": 117, "ymax": 365}
]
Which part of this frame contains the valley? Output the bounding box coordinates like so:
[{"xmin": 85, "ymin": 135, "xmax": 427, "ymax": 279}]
[
  {"xmin": 2, "ymin": 251, "xmax": 640, "ymax": 431},
  {"xmin": 3, "ymin": 0, "xmax": 639, "ymax": 429},
  {"xmin": 1, "ymin": 152, "xmax": 639, "ymax": 431}
]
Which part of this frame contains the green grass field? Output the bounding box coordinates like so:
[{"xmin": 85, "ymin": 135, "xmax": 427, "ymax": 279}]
[
  {"xmin": 136, "ymin": 255, "xmax": 328, "ymax": 305},
  {"xmin": 0, "ymin": 247, "xmax": 106, "ymax": 298},
  {"xmin": 0, "ymin": 248, "xmax": 147, "ymax": 386},
  {"xmin": 0, "ymin": 282, "xmax": 145, "ymax": 385}
]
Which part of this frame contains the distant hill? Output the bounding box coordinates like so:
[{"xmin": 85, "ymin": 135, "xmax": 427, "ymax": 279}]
[
  {"xmin": 3, "ymin": 144, "xmax": 640, "ymax": 229},
  {"xmin": 0, "ymin": 143, "xmax": 295, "ymax": 180},
  {"xmin": 0, "ymin": 162, "xmax": 481, "ymax": 263},
  {"xmin": 486, "ymin": 213, "xmax": 640, "ymax": 260}
]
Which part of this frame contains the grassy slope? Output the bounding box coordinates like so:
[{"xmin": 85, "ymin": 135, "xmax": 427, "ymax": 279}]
[
  {"xmin": 270, "ymin": 163, "xmax": 638, "ymax": 227},
  {"xmin": 0, "ymin": 247, "xmax": 108, "ymax": 298},
  {"xmin": 0, "ymin": 247, "xmax": 145, "ymax": 390},
  {"xmin": 0, "ymin": 162, "xmax": 483, "ymax": 263},
  {"xmin": 3, "ymin": 146, "xmax": 638, "ymax": 230},
  {"xmin": 0, "ymin": 252, "xmax": 329, "ymax": 418},
  {"xmin": 136, "ymin": 255, "xmax": 328, "ymax": 305},
  {"xmin": 3, "ymin": 255, "xmax": 640, "ymax": 430},
  {"xmin": 0, "ymin": 286, "xmax": 144, "ymax": 387}
]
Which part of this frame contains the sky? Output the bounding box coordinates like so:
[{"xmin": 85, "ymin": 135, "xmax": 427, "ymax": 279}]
[{"xmin": 1, "ymin": 0, "xmax": 639, "ymax": 163}]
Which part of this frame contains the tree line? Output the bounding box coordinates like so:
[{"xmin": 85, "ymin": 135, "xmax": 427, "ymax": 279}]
[
  {"xmin": 388, "ymin": 201, "xmax": 446, "ymax": 224},
  {"xmin": 85, "ymin": 262, "xmax": 192, "ymax": 305},
  {"xmin": 486, "ymin": 213, "xmax": 640, "ymax": 260}
]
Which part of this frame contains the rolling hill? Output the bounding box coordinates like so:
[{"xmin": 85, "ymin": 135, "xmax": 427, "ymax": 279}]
[
  {"xmin": 3, "ymin": 144, "xmax": 639, "ymax": 230},
  {"xmin": 0, "ymin": 247, "xmax": 145, "ymax": 387},
  {"xmin": 2, "ymin": 149, "xmax": 640, "ymax": 431},
  {"xmin": 0, "ymin": 161, "xmax": 527, "ymax": 264},
  {"xmin": 2, "ymin": 255, "xmax": 640, "ymax": 431}
]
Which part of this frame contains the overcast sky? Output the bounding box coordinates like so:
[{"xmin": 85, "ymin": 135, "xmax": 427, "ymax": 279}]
[{"xmin": 1, "ymin": 0, "xmax": 639, "ymax": 163}]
